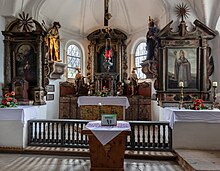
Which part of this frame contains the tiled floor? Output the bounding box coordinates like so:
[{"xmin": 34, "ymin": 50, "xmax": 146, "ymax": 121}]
[{"xmin": 0, "ymin": 153, "xmax": 183, "ymax": 171}]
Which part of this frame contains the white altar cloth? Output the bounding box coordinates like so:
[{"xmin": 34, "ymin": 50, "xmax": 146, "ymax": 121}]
[
  {"xmin": 0, "ymin": 105, "xmax": 37, "ymax": 123},
  {"xmin": 0, "ymin": 105, "xmax": 38, "ymax": 148},
  {"xmin": 163, "ymin": 107, "xmax": 220, "ymax": 128},
  {"xmin": 85, "ymin": 121, "xmax": 131, "ymax": 145},
  {"xmin": 77, "ymin": 96, "xmax": 130, "ymax": 109}
]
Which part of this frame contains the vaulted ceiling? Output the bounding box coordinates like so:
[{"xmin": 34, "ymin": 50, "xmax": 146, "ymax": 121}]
[{"xmin": 0, "ymin": 0, "xmax": 220, "ymax": 38}]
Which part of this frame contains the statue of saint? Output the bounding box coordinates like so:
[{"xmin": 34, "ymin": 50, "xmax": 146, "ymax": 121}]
[
  {"xmin": 46, "ymin": 22, "xmax": 61, "ymax": 62},
  {"xmin": 129, "ymin": 68, "xmax": 138, "ymax": 96},
  {"xmin": 145, "ymin": 16, "xmax": 160, "ymax": 60}
]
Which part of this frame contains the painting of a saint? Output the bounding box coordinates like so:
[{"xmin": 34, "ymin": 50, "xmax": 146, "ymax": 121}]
[
  {"xmin": 174, "ymin": 50, "xmax": 192, "ymax": 87},
  {"xmin": 167, "ymin": 48, "xmax": 197, "ymax": 89},
  {"xmin": 15, "ymin": 44, "xmax": 37, "ymax": 86}
]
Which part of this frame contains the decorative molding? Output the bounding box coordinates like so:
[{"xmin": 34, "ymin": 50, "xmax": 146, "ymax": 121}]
[{"xmin": 49, "ymin": 61, "xmax": 67, "ymax": 79}]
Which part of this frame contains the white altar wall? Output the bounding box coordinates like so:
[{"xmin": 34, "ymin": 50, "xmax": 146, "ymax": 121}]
[
  {"xmin": 172, "ymin": 122, "xmax": 220, "ymax": 150},
  {"xmin": 161, "ymin": 108, "xmax": 220, "ymax": 150},
  {"xmin": 0, "ymin": 106, "xmax": 46, "ymax": 148}
]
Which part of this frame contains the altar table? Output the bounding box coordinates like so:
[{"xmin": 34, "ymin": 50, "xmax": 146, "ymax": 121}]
[
  {"xmin": 162, "ymin": 107, "xmax": 220, "ymax": 149},
  {"xmin": 0, "ymin": 106, "xmax": 37, "ymax": 148},
  {"xmin": 82, "ymin": 121, "xmax": 131, "ymax": 171},
  {"xmin": 78, "ymin": 96, "xmax": 130, "ymax": 120}
]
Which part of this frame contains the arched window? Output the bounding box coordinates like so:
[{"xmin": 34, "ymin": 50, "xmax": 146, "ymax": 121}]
[
  {"xmin": 67, "ymin": 44, "xmax": 81, "ymax": 78},
  {"xmin": 135, "ymin": 42, "xmax": 147, "ymax": 79}
]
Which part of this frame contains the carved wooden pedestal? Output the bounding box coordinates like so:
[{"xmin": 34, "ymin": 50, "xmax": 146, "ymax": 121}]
[{"xmin": 82, "ymin": 130, "xmax": 129, "ymax": 171}]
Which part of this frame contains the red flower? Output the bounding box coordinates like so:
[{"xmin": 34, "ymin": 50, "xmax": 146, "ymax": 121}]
[
  {"xmin": 1, "ymin": 99, "xmax": 7, "ymax": 105},
  {"xmin": 6, "ymin": 97, "xmax": 12, "ymax": 102},
  {"xmin": 1, "ymin": 91, "xmax": 17, "ymax": 108},
  {"xmin": 11, "ymin": 91, "xmax": 15, "ymax": 96},
  {"xmin": 4, "ymin": 93, "xmax": 10, "ymax": 98}
]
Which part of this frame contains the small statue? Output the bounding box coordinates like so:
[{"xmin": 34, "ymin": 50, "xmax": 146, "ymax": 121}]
[
  {"xmin": 128, "ymin": 68, "xmax": 138, "ymax": 96},
  {"xmin": 75, "ymin": 68, "xmax": 84, "ymax": 95}
]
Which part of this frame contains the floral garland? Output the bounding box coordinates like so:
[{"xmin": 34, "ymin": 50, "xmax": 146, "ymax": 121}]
[
  {"xmin": 191, "ymin": 98, "xmax": 208, "ymax": 110},
  {"xmin": 0, "ymin": 91, "xmax": 17, "ymax": 108}
]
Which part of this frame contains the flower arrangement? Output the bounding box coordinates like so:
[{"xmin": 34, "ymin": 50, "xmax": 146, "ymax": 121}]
[
  {"xmin": 191, "ymin": 98, "xmax": 208, "ymax": 110},
  {"xmin": 97, "ymin": 86, "xmax": 110, "ymax": 97},
  {"xmin": 0, "ymin": 91, "xmax": 17, "ymax": 108}
]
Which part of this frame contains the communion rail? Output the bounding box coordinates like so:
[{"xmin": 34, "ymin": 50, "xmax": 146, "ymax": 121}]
[{"xmin": 27, "ymin": 120, "xmax": 172, "ymax": 151}]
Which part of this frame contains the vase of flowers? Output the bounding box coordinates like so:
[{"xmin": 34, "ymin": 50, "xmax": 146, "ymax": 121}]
[
  {"xmin": 191, "ymin": 98, "xmax": 208, "ymax": 110},
  {"xmin": 0, "ymin": 91, "xmax": 17, "ymax": 108}
]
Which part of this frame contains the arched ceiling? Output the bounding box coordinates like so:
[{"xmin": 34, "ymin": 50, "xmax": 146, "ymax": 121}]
[
  {"xmin": 0, "ymin": 0, "xmax": 220, "ymax": 37},
  {"xmin": 37, "ymin": 0, "xmax": 166, "ymax": 37}
]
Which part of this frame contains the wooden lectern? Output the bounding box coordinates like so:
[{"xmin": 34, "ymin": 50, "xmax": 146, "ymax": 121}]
[{"xmin": 82, "ymin": 129, "xmax": 130, "ymax": 171}]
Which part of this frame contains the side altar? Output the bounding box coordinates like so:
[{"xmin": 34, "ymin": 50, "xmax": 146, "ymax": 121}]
[{"xmin": 161, "ymin": 107, "xmax": 220, "ymax": 150}]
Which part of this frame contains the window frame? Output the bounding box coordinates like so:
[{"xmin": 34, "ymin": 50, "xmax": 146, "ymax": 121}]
[
  {"xmin": 66, "ymin": 44, "xmax": 82, "ymax": 79},
  {"xmin": 134, "ymin": 41, "xmax": 147, "ymax": 79}
]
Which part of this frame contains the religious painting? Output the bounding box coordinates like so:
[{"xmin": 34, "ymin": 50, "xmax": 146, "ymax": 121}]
[
  {"xmin": 14, "ymin": 44, "xmax": 37, "ymax": 87},
  {"xmin": 166, "ymin": 47, "xmax": 198, "ymax": 90}
]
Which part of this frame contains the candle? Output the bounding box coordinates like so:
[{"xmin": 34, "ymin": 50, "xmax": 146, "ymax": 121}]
[
  {"xmin": 213, "ymin": 82, "xmax": 218, "ymax": 87},
  {"xmin": 179, "ymin": 81, "xmax": 184, "ymax": 87}
]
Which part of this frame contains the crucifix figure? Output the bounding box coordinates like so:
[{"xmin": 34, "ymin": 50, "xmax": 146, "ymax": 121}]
[{"xmin": 104, "ymin": 0, "xmax": 112, "ymax": 26}]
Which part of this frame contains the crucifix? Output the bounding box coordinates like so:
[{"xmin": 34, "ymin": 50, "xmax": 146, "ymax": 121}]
[{"xmin": 104, "ymin": 0, "xmax": 112, "ymax": 26}]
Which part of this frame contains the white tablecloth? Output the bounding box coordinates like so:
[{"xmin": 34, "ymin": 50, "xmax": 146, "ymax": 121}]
[
  {"xmin": 77, "ymin": 96, "xmax": 130, "ymax": 109},
  {"xmin": 0, "ymin": 105, "xmax": 38, "ymax": 123},
  {"xmin": 85, "ymin": 121, "xmax": 131, "ymax": 145},
  {"xmin": 163, "ymin": 107, "xmax": 220, "ymax": 128}
]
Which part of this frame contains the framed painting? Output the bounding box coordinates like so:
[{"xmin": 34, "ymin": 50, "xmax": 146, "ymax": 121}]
[
  {"xmin": 166, "ymin": 47, "xmax": 198, "ymax": 90},
  {"xmin": 46, "ymin": 85, "xmax": 55, "ymax": 92},
  {"xmin": 46, "ymin": 94, "xmax": 54, "ymax": 101}
]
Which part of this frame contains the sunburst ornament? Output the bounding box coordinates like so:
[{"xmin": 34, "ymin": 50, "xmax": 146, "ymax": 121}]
[
  {"xmin": 175, "ymin": 3, "xmax": 191, "ymax": 21},
  {"xmin": 17, "ymin": 12, "xmax": 34, "ymax": 32}
]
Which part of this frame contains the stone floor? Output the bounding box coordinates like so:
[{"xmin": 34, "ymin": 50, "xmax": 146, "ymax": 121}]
[
  {"xmin": 0, "ymin": 153, "xmax": 183, "ymax": 171},
  {"xmin": 1, "ymin": 149, "xmax": 220, "ymax": 171},
  {"xmin": 176, "ymin": 149, "xmax": 220, "ymax": 171}
]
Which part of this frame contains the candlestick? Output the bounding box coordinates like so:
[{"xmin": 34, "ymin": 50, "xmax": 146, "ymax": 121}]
[
  {"xmin": 213, "ymin": 82, "xmax": 217, "ymax": 87},
  {"xmin": 179, "ymin": 86, "xmax": 184, "ymax": 109},
  {"xmin": 212, "ymin": 85, "xmax": 217, "ymax": 109},
  {"xmin": 179, "ymin": 81, "xmax": 184, "ymax": 88}
]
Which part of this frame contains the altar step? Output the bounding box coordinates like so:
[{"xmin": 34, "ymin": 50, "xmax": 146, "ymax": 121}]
[
  {"xmin": 0, "ymin": 146, "xmax": 177, "ymax": 161},
  {"xmin": 175, "ymin": 149, "xmax": 220, "ymax": 171}
]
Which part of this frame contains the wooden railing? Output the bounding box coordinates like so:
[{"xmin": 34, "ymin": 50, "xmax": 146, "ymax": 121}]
[{"xmin": 28, "ymin": 119, "xmax": 172, "ymax": 151}]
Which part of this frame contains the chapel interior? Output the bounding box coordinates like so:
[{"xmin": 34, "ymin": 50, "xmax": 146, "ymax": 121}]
[{"xmin": 1, "ymin": 0, "xmax": 220, "ymax": 170}]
